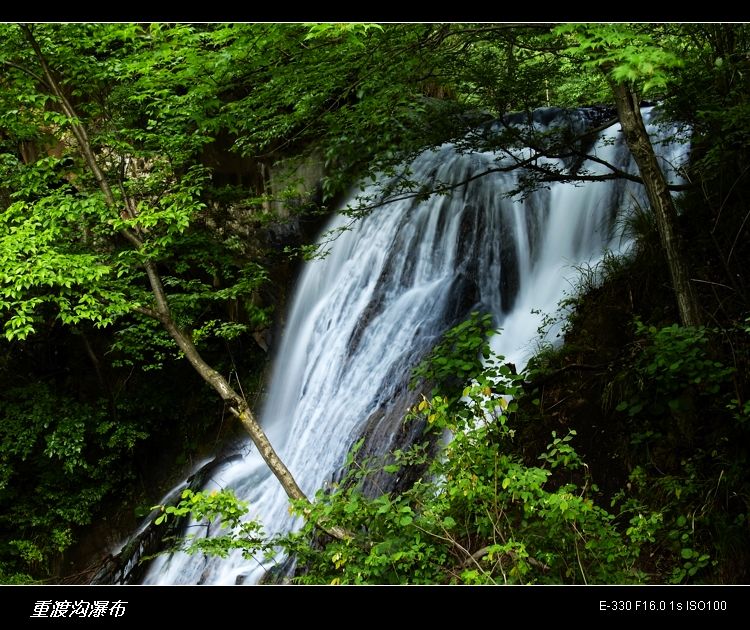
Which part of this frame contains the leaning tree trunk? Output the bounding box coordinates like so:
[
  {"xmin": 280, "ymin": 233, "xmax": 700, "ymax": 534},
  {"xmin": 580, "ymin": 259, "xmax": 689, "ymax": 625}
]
[
  {"xmin": 19, "ymin": 25, "xmax": 350, "ymax": 537},
  {"xmin": 611, "ymin": 81, "xmax": 702, "ymax": 328}
]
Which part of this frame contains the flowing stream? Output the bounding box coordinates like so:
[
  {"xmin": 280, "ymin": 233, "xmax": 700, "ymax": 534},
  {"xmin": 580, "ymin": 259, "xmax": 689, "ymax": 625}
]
[{"xmin": 142, "ymin": 107, "xmax": 688, "ymax": 585}]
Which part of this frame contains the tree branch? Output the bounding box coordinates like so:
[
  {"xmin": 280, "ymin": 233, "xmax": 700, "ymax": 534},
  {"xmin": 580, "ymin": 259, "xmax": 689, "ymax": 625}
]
[
  {"xmin": 133, "ymin": 305, "xmax": 160, "ymax": 320},
  {"xmin": 347, "ymin": 107, "xmax": 691, "ymax": 219},
  {"xmin": 346, "ymin": 143, "xmax": 689, "ymax": 222},
  {"xmin": 18, "ymin": 23, "xmax": 338, "ymax": 533},
  {"xmin": 460, "ymin": 545, "xmax": 551, "ymax": 573},
  {"xmin": 0, "ymin": 59, "xmax": 52, "ymax": 90},
  {"xmin": 21, "ymin": 25, "xmax": 119, "ymax": 209}
]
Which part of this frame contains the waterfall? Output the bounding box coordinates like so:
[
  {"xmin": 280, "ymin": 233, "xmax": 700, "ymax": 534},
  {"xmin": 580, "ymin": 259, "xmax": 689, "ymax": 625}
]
[{"xmin": 142, "ymin": 107, "xmax": 688, "ymax": 585}]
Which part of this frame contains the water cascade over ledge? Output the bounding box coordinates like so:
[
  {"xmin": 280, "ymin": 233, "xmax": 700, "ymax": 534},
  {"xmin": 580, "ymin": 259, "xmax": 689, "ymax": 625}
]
[{"xmin": 141, "ymin": 107, "xmax": 688, "ymax": 585}]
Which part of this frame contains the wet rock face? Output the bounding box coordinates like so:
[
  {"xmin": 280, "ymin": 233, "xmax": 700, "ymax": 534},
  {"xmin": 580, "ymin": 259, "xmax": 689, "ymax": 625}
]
[
  {"xmin": 346, "ymin": 382, "xmax": 434, "ymax": 499},
  {"xmin": 91, "ymin": 453, "xmax": 244, "ymax": 584}
]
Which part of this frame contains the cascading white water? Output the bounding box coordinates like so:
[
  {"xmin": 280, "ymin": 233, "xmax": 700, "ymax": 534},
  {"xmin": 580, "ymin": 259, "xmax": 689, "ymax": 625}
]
[{"xmin": 142, "ymin": 107, "xmax": 688, "ymax": 585}]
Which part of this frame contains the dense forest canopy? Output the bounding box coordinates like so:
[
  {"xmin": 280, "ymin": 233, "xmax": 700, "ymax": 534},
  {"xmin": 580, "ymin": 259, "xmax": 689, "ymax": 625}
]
[{"xmin": 0, "ymin": 23, "xmax": 748, "ymax": 584}]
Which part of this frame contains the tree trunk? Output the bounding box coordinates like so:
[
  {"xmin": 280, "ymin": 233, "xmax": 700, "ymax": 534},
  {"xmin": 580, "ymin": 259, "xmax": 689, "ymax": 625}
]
[
  {"xmin": 611, "ymin": 81, "xmax": 703, "ymax": 327},
  {"xmin": 159, "ymin": 311, "xmax": 309, "ymax": 504},
  {"xmin": 21, "ymin": 24, "xmax": 319, "ymax": 520}
]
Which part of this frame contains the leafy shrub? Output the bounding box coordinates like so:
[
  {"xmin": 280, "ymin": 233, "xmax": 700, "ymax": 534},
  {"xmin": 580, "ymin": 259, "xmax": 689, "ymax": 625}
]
[{"xmin": 158, "ymin": 314, "xmax": 663, "ymax": 584}]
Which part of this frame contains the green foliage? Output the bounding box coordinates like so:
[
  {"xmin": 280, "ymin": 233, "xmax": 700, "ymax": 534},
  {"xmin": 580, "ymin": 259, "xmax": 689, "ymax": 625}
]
[
  {"xmin": 611, "ymin": 464, "xmax": 720, "ymax": 584},
  {"xmin": 601, "ymin": 317, "xmax": 750, "ymax": 583},
  {"xmin": 152, "ymin": 488, "xmax": 268, "ymax": 561},
  {"xmin": 0, "ymin": 25, "xmax": 291, "ymax": 582},
  {"xmin": 156, "ymin": 318, "xmax": 661, "ymax": 584},
  {"xmin": 0, "ymin": 160, "xmax": 130, "ymax": 341},
  {"xmin": 108, "ymin": 317, "xmax": 179, "ymax": 370},
  {"xmin": 279, "ymin": 339, "xmax": 652, "ymax": 584},
  {"xmin": 615, "ymin": 321, "xmax": 735, "ymax": 419},
  {"xmin": 153, "ymin": 488, "xmax": 248, "ymax": 528},
  {"xmin": 0, "ymin": 23, "xmax": 280, "ymax": 342},
  {"xmin": 303, "ymin": 23, "xmax": 384, "ymax": 44},
  {"xmin": 410, "ymin": 311, "xmax": 497, "ymax": 398},
  {"xmin": 1, "ymin": 21, "xmax": 747, "ymax": 585},
  {"xmin": 153, "ymin": 293, "xmax": 750, "ymax": 584},
  {"xmin": 0, "ymin": 380, "xmax": 149, "ymax": 579},
  {"xmin": 555, "ymin": 24, "xmax": 684, "ymax": 93}
]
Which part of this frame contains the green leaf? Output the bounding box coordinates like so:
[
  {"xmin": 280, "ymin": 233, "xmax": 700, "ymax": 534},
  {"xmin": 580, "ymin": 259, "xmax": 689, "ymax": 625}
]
[{"xmin": 442, "ymin": 516, "xmax": 456, "ymax": 529}]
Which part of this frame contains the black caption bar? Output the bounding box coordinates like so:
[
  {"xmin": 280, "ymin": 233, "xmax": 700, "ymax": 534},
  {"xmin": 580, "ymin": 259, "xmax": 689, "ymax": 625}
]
[{"xmin": 3, "ymin": 585, "xmax": 747, "ymax": 626}]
